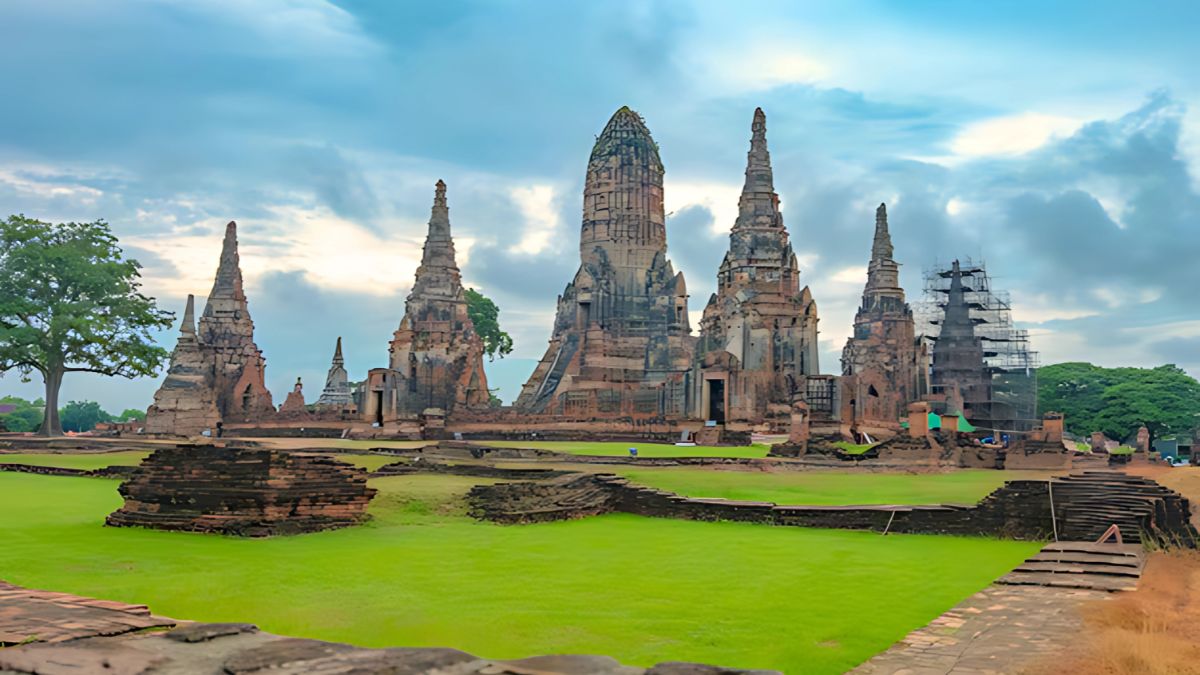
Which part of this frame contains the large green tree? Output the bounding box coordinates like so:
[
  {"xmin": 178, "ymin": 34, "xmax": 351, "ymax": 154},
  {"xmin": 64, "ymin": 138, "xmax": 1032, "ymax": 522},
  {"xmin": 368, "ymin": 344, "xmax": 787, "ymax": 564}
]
[
  {"xmin": 59, "ymin": 400, "xmax": 113, "ymax": 433},
  {"xmin": 1037, "ymin": 362, "xmax": 1200, "ymax": 441},
  {"xmin": 465, "ymin": 288, "xmax": 513, "ymax": 361},
  {"xmin": 0, "ymin": 216, "xmax": 173, "ymax": 435}
]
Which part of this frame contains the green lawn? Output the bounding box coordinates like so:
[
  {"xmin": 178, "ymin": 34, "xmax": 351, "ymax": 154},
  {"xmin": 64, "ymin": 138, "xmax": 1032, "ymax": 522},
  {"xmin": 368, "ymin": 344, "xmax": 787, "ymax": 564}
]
[
  {"xmin": 0, "ymin": 472, "xmax": 1038, "ymax": 673},
  {"xmin": 477, "ymin": 440, "xmax": 771, "ymax": 458},
  {"xmin": 0, "ymin": 450, "xmax": 151, "ymax": 470},
  {"xmin": 0, "ymin": 450, "xmax": 399, "ymax": 473},
  {"xmin": 615, "ymin": 468, "xmax": 1053, "ymax": 505}
]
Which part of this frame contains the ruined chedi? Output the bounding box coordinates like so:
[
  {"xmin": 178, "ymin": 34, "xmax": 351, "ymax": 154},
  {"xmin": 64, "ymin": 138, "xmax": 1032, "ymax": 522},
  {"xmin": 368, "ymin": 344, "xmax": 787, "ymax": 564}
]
[
  {"xmin": 930, "ymin": 260, "xmax": 991, "ymax": 420},
  {"xmin": 363, "ymin": 181, "xmax": 490, "ymax": 424},
  {"xmin": 694, "ymin": 108, "xmax": 819, "ymax": 424},
  {"xmin": 516, "ymin": 107, "xmax": 692, "ymax": 416},
  {"xmin": 145, "ymin": 222, "xmax": 274, "ymax": 435},
  {"xmin": 315, "ymin": 337, "xmax": 354, "ymax": 408},
  {"xmin": 840, "ymin": 203, "xmax": 927, "ymax": 425}
]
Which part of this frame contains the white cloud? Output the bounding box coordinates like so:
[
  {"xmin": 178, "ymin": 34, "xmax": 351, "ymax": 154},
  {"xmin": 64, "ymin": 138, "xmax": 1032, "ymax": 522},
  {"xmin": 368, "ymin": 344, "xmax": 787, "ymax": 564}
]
[
  {"xmin": 689, "ymin": 42, "xmax": 831, "ymax": 93},
  {"xmin": 508, "ymin": 184, "xmax": 562, "ymax": 255},
  {"xmin": 945, "ymin": 197, "xmax": 966, "ymax": 216},
  {"xmin": 830, "ymin": 265, "xmax": 867, "ymax": 285},
  {"xmin": 950, "ymin": 113, "xmax": 1084, "ymax": 158},
  {"xmin": 664, "ymin": 179, "xmax": 741, "ymax": 236}
]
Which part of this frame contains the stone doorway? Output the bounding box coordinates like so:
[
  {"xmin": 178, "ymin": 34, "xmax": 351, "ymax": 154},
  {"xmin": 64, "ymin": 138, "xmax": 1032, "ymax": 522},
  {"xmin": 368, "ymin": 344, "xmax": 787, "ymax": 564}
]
[
  {"xmin": 705, "ymin": 378, "xmax": 726, "ymax": 424},
  {"xmin": 373, "ymin": 391, "xmax": 384, "ymax": 426}
]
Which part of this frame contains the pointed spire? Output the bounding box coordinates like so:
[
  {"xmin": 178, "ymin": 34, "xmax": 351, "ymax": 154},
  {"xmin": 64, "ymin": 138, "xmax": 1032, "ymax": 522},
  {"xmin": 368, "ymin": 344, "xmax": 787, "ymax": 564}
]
[
  {"xmin": 733, "ymin": 107, "xmax": 782, "ymax": 231},
  {"xmin": 209, "ymin": 221, "xmax": 245, "ymax": 301},
  {"xmin": 426, "ymin": 180, "xmax": 452, "ymax": 243},
  {"xmin": 872, "ymin": 203, "xmax": 894, "ymax": 262},
  {"xmin": 180, "ymin": 294, "xmax": 196, "ymax": 336},
  {"xmin": 332, "ymin": 336, "xmax": 344, "ymax": 366}
]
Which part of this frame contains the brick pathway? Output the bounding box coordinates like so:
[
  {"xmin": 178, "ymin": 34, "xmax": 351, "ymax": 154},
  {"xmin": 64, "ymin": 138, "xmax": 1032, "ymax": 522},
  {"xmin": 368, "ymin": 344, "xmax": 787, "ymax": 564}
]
[{"xmin": 851, "ymin": 579, "xmax": 1109, "ymax": 674}]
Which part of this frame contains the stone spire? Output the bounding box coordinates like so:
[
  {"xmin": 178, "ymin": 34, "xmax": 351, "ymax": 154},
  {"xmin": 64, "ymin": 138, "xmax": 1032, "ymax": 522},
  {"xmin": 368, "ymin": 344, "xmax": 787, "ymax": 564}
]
[
  {"xmin": 180, "ymin": 294, "xmax": 196, "ymax": 338},
  {"xmin": 871, "ymin": 203, "xmax": 894, "ymax": 262},
  {"xmin": 733, "ymin": 107, "xmax": 783, "ymax": 232},
  {"xmin": 199, "ymin": 221, "xmax": 257, "ymax": 350},
  {"xmin": 316, "ymin": 336, "xmax": 353, "ymax": 408},
  {"xmin": 579, "ymin": 106, "xmax": 667, "ymax": 281},
  {"xmin": 409, "ymin": 181, "xmax": 463, "ymax": 302}
]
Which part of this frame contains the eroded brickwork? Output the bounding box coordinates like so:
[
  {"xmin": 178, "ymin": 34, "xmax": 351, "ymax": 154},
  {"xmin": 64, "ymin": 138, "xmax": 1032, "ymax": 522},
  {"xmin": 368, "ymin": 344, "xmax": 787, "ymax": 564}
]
[
  {"xmin": 840, "ymin": 203, "xmax": 928, "ymax": 430},
  {"xmin": 364, "ymin": 181, "xmax": 490, "ymax": 425},
  {"xmin": 516, "ymin": 107, "xmax": 693, "ymax": 417},
  {"xmin": 693, "ymin": 108, "xmax": 820, "ymax": 425},
  {"xmin": 145, "ymin": 222, "xmax": 274, "ymax": 435}
]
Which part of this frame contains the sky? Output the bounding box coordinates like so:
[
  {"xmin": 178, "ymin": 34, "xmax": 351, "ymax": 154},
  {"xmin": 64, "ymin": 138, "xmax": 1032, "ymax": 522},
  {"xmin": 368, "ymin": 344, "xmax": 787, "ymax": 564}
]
[{"xmin": 2, "ymin": 0, "xmax": 1199, "ymax": 411}]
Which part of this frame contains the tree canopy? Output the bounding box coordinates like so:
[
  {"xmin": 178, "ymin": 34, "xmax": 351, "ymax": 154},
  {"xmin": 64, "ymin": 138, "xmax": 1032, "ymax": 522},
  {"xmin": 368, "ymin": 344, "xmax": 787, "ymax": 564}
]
[
  {"xmin": 465, "ymin": 288, "xmax": 513, "ymax": 361},
  {"xmin": 0, "ymin": 216, "xmax": 173, "ymax": 435},
  {"xmin": 1037, "ymin": 362, "xmax": 1200, "ymax": 441}
]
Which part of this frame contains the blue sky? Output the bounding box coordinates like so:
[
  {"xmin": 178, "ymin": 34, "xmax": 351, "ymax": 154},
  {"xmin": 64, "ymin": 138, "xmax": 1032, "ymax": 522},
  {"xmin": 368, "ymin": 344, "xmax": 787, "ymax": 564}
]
[{"xmin": 2, "ymin": 0, "xmax": 1199, "ymax": 411}]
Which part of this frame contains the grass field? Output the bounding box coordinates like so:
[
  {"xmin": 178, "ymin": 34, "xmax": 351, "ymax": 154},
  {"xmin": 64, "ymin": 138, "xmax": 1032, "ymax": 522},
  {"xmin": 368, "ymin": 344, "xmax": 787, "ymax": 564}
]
[
  {"xmin": 476, "ymin": 440, "xmax": 771, "ymax": 458},
  {"xmin": 0, "ymin": 451, "xmax": 151, "ymax": 469},
  {"xmin": 0, "ymin": 450, "xmax": 403, "ymax": 472},
  {"xmin": 0, "ymin": 472, "xmax": 1039, "ymax": 673},
  {"xmin": 615, "ymin": 467, "xmax": 1053, "ymax": 505}
]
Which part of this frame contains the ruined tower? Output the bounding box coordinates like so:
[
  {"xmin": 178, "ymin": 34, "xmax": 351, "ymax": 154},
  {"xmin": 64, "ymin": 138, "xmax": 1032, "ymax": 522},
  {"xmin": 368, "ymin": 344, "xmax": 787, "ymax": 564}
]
[
  {"xmin": 364, "ymin": 181, "xmax": 490, "ymax": 424},
  {"xmin": 315, "ymin": 337, "xmax": 353, "ymax": 408},
  {"xmin": 515, "ymin": 107, "xmax": 692, "ymax": 416},
  {"xmin": 199, "ymin": 221, "xmax": 275, "ymax": 419},
  {"xmin": 930, "ymin": 260, "xmax": 990, "ymax": 419},
  {"xmin": 145, "ymin": 222, "xmax": 274, "ymax": 435},
  {"xmin": 144, "ymin": 294, "xmax": 221, "ymax": 435},
  {"xmin": 693, "ymin": 108, "xmax": 819, "ymax": 424},
  {"xmin": 840, "ymin": 204, "xmax": 927, "ymax": 427}
]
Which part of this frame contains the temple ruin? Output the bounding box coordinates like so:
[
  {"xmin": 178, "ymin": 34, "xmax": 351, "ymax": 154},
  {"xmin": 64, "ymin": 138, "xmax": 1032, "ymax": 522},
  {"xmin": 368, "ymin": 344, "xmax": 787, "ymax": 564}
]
[
  {"xmin": 692, "ymin": 108, "xmax": 820, "ymax": 426},
  {"xmin": 144, "ymin": 222, "xmax": 274, "ymax": 435},
  {"xmin": 315, "ymin": 337, "xmax": 354, "ymax": 409},
  {"xmin": 515, "ymin": 107, "xmax": 693, "ymax": 418},
  {"xmin": 363, "ymin": 181, "xmax": 490, "ymax": 427},
  {"xmin": 920, "ymin": 259, "xmax": 1039, "ymax": 435},
  {"xmin": 840, "ymin": 203, "xmax": 928, "ymax": 430}
]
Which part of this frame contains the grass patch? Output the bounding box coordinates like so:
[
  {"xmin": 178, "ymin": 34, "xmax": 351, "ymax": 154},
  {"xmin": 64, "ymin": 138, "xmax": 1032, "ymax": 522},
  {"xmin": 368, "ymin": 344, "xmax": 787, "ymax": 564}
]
[
  {"xmin": 0, "ymin": 472, "xmax": 1037, "ymax": 674},
  {"xmin": 476, "ymin": 440, "xmax": 770, "ymax": 458},
  {"xmin": 832, "ymin": 441, "xmax": 874, "ymax": 455},
  {"xmin": 1109, "ymin": 446, "xmax": 1136, "ymax": 456},
  {"xmin": 615, "ymin": 468, "xmax": 1053, "ymax": 505},
  {"xmin": 331, "ymin": 453, "xmax": 406, "ymax": 472},
  {"xmin": 0, "ymin": 451, "xmax": 150, "ymax": 470},
  {"xmin": 249, "ymin": 438, "xmax": 432, "ymax": 451}
]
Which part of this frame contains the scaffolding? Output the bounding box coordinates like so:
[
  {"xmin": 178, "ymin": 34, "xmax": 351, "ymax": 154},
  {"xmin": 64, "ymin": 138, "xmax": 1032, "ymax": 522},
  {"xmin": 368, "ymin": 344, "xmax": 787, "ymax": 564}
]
[{"xmin": 916, "ymin": 258, "xmax": 1040, "ymax": 434}]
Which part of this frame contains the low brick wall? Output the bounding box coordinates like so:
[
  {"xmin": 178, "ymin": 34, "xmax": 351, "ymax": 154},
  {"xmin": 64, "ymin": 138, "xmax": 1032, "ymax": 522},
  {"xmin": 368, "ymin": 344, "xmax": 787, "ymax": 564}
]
[{"xmin": 106, "ymin": 445, "xmax": 376, "ymax": 537}]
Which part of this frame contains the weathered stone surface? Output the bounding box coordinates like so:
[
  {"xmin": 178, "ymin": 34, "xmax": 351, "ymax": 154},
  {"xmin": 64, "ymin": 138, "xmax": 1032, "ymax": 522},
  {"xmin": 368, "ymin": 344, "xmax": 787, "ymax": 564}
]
[
  {"xmin": 516, "ymin": 107, "xmax": 693, "ymax": 419},
  {"xmin": 693, "ymin": 109, "xmax": 819, "ymax": 427},
  {"xmin": 106, "ymin": 445, "xmax": 376, "ymax": 536},
  {"xmin": 165, "ymin": 622, "xmax": 259, "ymax": 643},
  {"xmin": 145, "ymin": 222, "xmax": 275, "ymax": 435},
  {"xmin": 277, "ymin": 377, "xmax": 310, "ymax": 418},
  {"xmin": 840, "ymin": 203, "xmax": 927, "ymax": 433},
  {"xmin": 315, "ymin": 337, "xmax": 354, "ymax": 409},
  {"xmin": 365, "ymin": 181, "xmax": 490, "ymax": 427}
]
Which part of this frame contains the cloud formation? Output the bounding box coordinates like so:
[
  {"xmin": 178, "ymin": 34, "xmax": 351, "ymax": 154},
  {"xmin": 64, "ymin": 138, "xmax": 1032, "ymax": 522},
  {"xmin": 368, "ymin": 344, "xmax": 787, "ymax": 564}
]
[{"xmin": 0, "ymin": 1, "xmax": 1197, "ymax": 410}]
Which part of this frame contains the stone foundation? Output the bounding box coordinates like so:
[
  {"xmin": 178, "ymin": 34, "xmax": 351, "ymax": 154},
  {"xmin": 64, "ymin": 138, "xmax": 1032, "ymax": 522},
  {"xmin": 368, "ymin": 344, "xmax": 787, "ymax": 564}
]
[{"xmin": 106, "ymin": 445, "xmax": 375, "ymax": 536}]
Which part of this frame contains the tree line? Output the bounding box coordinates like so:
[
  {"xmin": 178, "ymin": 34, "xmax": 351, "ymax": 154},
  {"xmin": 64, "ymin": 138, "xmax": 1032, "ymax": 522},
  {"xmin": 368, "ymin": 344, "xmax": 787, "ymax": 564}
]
[
  {"xmin": 1037, "ymin": 362, "xmax": 1200, "ymax": 442},
  {"xmin": 0, "ymin": 395, "xmax": 146, "ymax": 433}
]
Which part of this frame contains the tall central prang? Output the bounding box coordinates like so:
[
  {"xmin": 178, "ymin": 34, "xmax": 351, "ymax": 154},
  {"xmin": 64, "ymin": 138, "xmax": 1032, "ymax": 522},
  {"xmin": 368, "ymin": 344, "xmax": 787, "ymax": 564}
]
[{"xmin": 516, "ymin": 107, "xmax": 692, "ymax": 415}]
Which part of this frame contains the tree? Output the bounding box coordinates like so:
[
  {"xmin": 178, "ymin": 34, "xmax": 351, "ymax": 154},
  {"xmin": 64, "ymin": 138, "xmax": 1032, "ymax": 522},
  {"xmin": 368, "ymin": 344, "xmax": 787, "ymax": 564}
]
[
  {"xmin": 0, "ymin": 216, "xmax": 173, "ymax": 435},
  {"xmin": 116, "ymin": 408, "xmax": 146, "ymax": 422},
  {"xmin": 1038, "ymin": 362, "xmax": 1200, "ymax": 441},
  {"xmin": 59, "ymin": 400, "xmax": 112, "ymax": 433},
  {"xmin": 0, "ymin": 395, "xmax": 45, "ymax": 433},
  {"xmin": 465, "ymin": 288, "xmax": 513, "ymax": 361}
]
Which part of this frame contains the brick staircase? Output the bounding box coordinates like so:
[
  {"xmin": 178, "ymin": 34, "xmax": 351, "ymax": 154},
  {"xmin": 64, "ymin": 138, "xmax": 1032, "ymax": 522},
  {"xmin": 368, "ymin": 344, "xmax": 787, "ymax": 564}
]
[
  {"xmin": 1049, "ymin": 471, "xmax": 1195, "ymax": 546},
  {"xmin": 998, "ymin": 541, "xmax": 1145, "ymax": 591}
]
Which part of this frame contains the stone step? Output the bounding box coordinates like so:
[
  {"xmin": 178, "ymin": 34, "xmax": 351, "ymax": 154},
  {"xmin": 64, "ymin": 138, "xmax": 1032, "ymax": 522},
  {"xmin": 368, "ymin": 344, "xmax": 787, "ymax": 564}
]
[
  {"xmin": 1040, "ymin": 541, "xmax": 1143, "ymax": 557},
  {"xmin": 1028, "ymin": 551, "xmax": 1143, "ymax": 567},
  {"xmin": 1014, "ymin": 561, "xmax": 1142, "ymax": 577},
  {"xmin": 997, "ymin": 571, "xmax": 1137, "ymax": 592}
]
